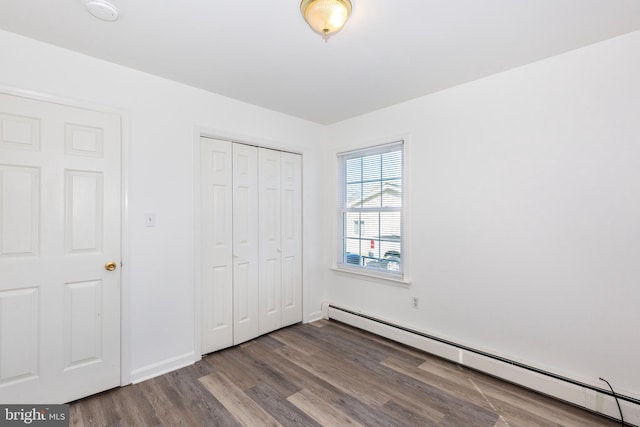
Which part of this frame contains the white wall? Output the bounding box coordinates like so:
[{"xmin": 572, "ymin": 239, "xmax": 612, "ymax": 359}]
[
  {"xmin": 325, "ymin": 30, "xmax": 640, "ymax": 398},
  {"xmin": 0, "ymin": 29, "xmax": 326, "ymax": 382}
]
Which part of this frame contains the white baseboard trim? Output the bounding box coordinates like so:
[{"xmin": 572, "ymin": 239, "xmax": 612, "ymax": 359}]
[
  {"xmin": 130, "ymin": 352, "xmax": 199, "ymax": 384},
  {"xmin": 325, "ymin": 303, "xmax": 639, "ymax": 427},
  {"xmin": 305, "ymin": 310, "xmax": 324, "ymax": 324}
]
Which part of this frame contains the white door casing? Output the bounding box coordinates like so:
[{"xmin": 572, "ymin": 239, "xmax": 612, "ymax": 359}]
[
  {"xmin": 200, "ymin": 137, "xmax": 233, "ymax": 354},
  {"xmin": 0, "ymin": 93, "xmax": 121, "ymax": 403}
]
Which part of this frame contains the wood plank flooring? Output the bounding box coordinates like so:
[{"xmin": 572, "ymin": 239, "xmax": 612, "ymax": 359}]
[{"xmin": 70, "ymin": 320, "xmax": 618, "ymax": 426}]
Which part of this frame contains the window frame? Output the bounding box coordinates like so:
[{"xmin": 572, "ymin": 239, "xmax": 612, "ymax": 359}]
[{"xmin": 336, "ymin": 140, "xmax": 405, "ymax": 280}]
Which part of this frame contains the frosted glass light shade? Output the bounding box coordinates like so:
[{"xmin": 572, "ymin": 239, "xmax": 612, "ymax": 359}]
[{"xmin": 300, "ymin": 0, "xmax": 352, "ymax": 39}]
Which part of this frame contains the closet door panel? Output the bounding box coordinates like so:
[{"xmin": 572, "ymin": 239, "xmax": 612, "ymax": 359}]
[
  {"xmin": 259, "ymin": 148, "xmax": 282, "ymax": 334},
  {"xmin": 280, "ymin": 152, "xmax": 302, "ymax": 326},
  {"xmin": 200, "ymin": 138, "xmax": 233, "ymax": 354},
  {"xmin": 201, "ymin": 141, "xmax": 301, "ymax": 355},
  {"xmin": 232, "ymin": 143, "xmax": 259, "ymax": 344}
]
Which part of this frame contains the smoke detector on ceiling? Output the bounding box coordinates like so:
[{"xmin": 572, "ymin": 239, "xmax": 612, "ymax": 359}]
[{"xmin": 85, "ymin": 0, "xmax": 119, "ymax": 22}]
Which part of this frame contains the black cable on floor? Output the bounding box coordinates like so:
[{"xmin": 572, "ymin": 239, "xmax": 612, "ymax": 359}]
[{"xmin": 600, "ymin": 377, "xmax": 624, "ymax": 427}]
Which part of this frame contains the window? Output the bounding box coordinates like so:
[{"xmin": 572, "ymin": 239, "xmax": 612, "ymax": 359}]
[{"xmin": 338, "ymin": 141, "xmax": 403, "ymax": 276}]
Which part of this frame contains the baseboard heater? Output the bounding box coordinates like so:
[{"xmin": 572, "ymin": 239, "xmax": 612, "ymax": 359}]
[{"xmin": 323, "ymin": 303, "xmax": 640, "ymax": 426}]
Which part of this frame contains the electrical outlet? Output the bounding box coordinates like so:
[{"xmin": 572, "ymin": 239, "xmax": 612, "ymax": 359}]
[{"xmin": 412, "ymin": 297, "xmax": 419, "ymax": 309}]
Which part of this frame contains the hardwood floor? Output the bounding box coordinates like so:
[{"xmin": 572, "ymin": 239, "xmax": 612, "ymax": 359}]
[{"xmin": 70, "ymin": 320, "xmax": 618, "ymax": 426}]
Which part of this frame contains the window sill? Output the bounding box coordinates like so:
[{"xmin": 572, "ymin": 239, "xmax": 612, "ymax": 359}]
[{"xmin": 329, "ymin": 265, "xmax": 411, "ymax": 286}]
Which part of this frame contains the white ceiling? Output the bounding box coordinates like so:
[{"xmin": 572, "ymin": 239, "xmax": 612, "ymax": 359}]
[{"xmin": 1, "ymin": 1, "xmax": 640, "ymax": 124}]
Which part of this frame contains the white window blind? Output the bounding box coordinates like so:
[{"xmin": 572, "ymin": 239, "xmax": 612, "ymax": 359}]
[{"xmin": 338, "ymin": 141, "xmax": 403, "ymax": 276}]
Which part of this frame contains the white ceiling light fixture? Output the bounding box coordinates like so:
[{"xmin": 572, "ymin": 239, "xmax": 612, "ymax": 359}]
[
  {"xmin": 300, "ymin": 0, "xmax": 352, "ymax": 41},
  {"xmin": 86, "ymin": 0, "xmax": 119, "ymax": 22}
]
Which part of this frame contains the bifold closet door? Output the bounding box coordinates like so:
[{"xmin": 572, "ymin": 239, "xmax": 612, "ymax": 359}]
[
  {"xmin": 280, "ymin": 151, "xmax": 302, "ymax": 327},
  {"xmin": 201, "ymin": 139, "xmax": 260, "ymax": 351},
  {"xmin": 232, "ymin": 143, "xmax": 260, "ymax": 345},
  {"xmin": 259, "ymin": 148, "xmax": 282, "ymax": 334},
  {"xmin": 259, "ymin": 149, "xmax": 302, "ymax": 335},
  {"xmin": 200, "ymin": 138, "xmax": 233, "ymax": 354},
  {"xmin": 201, "ymin": 139, "xmax": 299, "ymax": 354}
]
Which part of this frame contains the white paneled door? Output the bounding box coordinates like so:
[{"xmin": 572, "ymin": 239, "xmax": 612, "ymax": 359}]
[
  {"xmin": 279, "ymin": 152, "xmax": 302, "ymax": 327},
  {"xmin": 258, "ymin": 149, "xmax": 302, "ymax": 334},
  {"xmin": 231, "ymin": 143, "xmax": 260, "ymax": 345},
  {"xmin": 200, "ymin": 138, "xmax": 233, "ymax": 353},
  {"xmin": 259, "ymin": 148, "xmax": 282, "ymax": 334},
  {"xmin": 0, "ymin": 93, "xmax": 121, "ymax": 403}
]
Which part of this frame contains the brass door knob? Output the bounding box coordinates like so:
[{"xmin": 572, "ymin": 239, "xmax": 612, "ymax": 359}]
[{"xmin": 105, "ymin": 261, "xmax": 117, "ymax": 271}]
